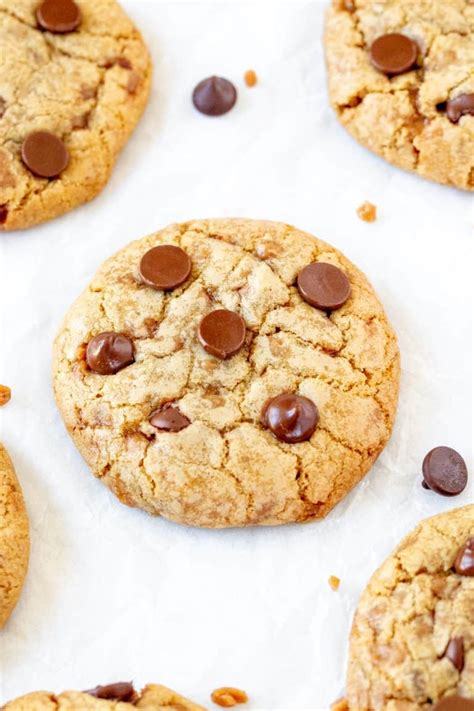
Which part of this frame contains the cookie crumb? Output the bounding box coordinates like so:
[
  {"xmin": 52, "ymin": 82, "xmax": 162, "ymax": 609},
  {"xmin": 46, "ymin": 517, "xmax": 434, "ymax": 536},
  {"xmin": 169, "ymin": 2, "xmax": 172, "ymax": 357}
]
[
  {"xmin": 211, "ymin": 688, "xmax": 248, "ymax": 707},
  {"xmin": 356, "ymin": 201, "xmax": 377, "ymax": 223},
  {"xmin": 328, "ymin": 575, "xmax": 340, "ymax": 591},
  {"xmin": 0, "ymin": 385, "xmax": 11, "ymax": 407},
  {"xmin": 331, "ymin": 698, "xmax": 349, "ymax": 711},
  {"xmin": 244, "ymin": 69, "xmax": 257, "ymax": 87}
]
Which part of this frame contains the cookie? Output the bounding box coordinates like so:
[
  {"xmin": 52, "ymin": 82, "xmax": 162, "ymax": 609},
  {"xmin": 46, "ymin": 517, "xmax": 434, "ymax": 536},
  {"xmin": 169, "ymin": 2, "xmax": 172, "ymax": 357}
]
[
  {"xmin": 0, "ymin": 443, "xmax": 29, "ymax": 627},
  {"xmin": 324, "ymin": 0, "xmax": 474, "ymax": 191},
  {"xmin": 346, "ymin": 505, "xmax": 474, "ymax": 710},
  {"xmin": 2, "ymin": 682, "xmax": 205, "ymax": 710},
  {"xmin": 0, "ymin": 0, "xmax": 152, "ymax": 231},
  {"xmin": 53, "ymin": 218, "xmax": 400, "ymax": 528}
]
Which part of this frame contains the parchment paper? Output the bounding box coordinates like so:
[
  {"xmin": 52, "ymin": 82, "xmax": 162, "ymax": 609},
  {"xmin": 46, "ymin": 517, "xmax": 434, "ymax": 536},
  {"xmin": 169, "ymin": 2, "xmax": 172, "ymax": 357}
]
[{"xmin": 0, "ymin": 2, "xmax": 472, "ymax": 709}]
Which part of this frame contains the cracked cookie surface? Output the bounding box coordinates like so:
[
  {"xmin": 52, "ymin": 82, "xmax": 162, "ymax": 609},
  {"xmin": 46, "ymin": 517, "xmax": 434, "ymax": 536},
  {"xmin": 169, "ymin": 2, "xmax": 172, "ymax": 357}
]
[
  {"xmin": 324, "ymin": 0, "xmax": 474, "ymax": 190},
  {"xmin": 53, "ymin": 218, "xmax": 400, "ymax": 529},
  {"xmin": 2, "ymin": 684, "xmax": 205, "ymax": 710},
  {"xmin": 0, "ymin": 0, "xmax": 152, "ymax": 231},
  {"xmin": 0, "ymin": 443, "xmax": 29, "ymax": 627},
  {"xmin": 346, "ymin": 505, "xmax": 474, "ymax": 710}
]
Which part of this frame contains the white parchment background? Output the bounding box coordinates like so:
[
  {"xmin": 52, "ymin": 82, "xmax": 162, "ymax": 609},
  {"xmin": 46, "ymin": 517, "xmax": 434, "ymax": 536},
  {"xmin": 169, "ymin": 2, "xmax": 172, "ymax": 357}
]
[{"xmin": 0, "ymin": 2, "xmax": 473, "ymax": 709}]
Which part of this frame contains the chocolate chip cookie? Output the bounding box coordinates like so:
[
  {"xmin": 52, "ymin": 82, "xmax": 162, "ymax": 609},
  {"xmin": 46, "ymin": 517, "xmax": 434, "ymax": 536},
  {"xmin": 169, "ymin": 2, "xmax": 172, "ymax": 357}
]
[
  {"xmin": 53, "ymin": 218, "xmax": 400, "ymax": 528},
  {"xmin": 0, "ymin": 443, "xmax": 29, "ymax": 627},
  {"xmin": 0, "ymin": 0, "xmax": 152, "ymax": 230},
  {"xmin": 325, "ymin": 0, "xmax": 474, "ymax": 190},
  {"xmin": 2, "ymin": 682, "xmax": 205, "ymax": 710},
  {"xmin": 346, "ymin": 505, "xmax": 474, "ymax": 710}
]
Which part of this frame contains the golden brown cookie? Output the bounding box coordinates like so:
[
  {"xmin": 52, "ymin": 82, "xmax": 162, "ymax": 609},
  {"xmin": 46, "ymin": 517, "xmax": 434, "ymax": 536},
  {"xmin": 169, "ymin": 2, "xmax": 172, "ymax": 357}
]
[
  {"xmin": 325, "ymin": 0, "xmax": 474, "ymax": 191},
  {"xmin": 2, "ymin": 682, "xmax": 205, "ymax": 710},
  {"xmin": 0, "ymin": 442, "xmax": 29, "ymax": 627},
  {"xmin": 53, "ymin": 218, "xmax": 400, "ymax": 528},
  {"xmin": 346, "ymin": 505, "xmax": 474, "ymax": 710},
  {"xmin": 0, "ymin": 0, "xmax": 152, "ymax": 230}
]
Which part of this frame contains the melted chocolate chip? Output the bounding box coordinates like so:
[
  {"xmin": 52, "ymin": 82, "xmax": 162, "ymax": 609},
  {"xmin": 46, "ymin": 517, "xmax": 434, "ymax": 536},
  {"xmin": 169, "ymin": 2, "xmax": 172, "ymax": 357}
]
[
  {"xmin": 369, "ymin": 33, "xmax": 419, "ymax": 76},
  {"xmin": 446, "ymin": 93, "xmax": 474, "ymax": 124},
  {"xmin": 454, "ymin": 537, "xmax": 474, "ymax": 577},
  {"xmin": 36, "ymin": 0, "xmax": 81, "ymax": 33},
  {"xmin": 421, "ymin": 446, "xmax": 468, "ymax": 496},
  {"xmin": 192, "ymin": 76, "xmax": 237, "ymax": 116},
  {"xmin": 139, "ymin": 245, "xmax": 191, "ymax": 291},
  {"xmin": 262, "ymin": 392, "xmax": 319, "ymax": 443},
  {"xmin": 444, "ymin": 637, "xmax": 464, "ymax": 672},
  {"xmin": 86, "ymin": 332, "xmax": 134, "ymax": 375},
  {"xmin": 150, "ymin": 404, "xmax": 190, "ymax": 432},
  {"xmin": 21, "ymin": 131, "xmax": 69, "ymax": 178},
  {"xmin": 0, "ymin": 205, "xmax": 8, "ymax": 225},
  {"xmin": 297, "ymin": 262, "xmax": 351, "ymax": 310},
  {"xmin": 198, "ymin": 310, "xmax": 246, "ymax": 359},
  {"xmin": 85, "ymin": 682, "xmax": 136, "ymax": 702}
]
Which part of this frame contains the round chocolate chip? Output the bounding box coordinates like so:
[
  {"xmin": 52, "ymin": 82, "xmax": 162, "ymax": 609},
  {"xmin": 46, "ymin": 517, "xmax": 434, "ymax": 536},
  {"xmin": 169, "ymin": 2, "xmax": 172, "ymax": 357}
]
[
  {"xmin": 422, "ymin": 446, "xmax": 468, "ymax": 496},
  {"xmin": 150, "ymin": 404, "xmax": 190, "ymax": 432},
  {"xmin": 86, "ymin": 332, "xmax": 134, "ymax": 375},
  {"xmin": 37, "ymin": 0, "xmax": 81, "ymax": 33},
  {"xmin": 192, "ymin": 76, "xmax": 237, "ymax": 116},
  {"xmin": 432, "ymin": 697, "xmax": 474, "ymax": 711},
  {"xmin": 444, "ymin": 637, "xmax": 464, "ymax": 672},
  {"xmin": 297, "ymin": 262, "xmax": 351, "ymax": 311},
  {"xmin": 447, "ymin": 93, "xmax": 474, "ymax": 124},
  {"xmin": 454, "ymin": 537, "xmax": 474, "ymax": 577},
  {"xmin": 369, "ymin": 33, "xmax": 419, "ymax": 76},
  {"xmin": 21, "ymin": 131, "xmax": 69, "ymax": 178},
  {"xmin": 198, "ymin": 309, "xmax": 246, "ymax": 359},
  {"xmin": 139, "ymin": 245, "xmax": 191, "ymax": 291},
  {"xmin": 262, "ymin": 392, "xmax": 319, "ymax": 444},
  {"xmin": 85, "ymin": 682, "xmax": 135, "ymax": 702}
]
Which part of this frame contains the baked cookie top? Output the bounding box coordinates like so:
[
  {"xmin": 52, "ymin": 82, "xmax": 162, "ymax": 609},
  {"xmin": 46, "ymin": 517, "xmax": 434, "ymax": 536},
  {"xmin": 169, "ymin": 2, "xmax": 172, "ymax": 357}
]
[
  {"xmin": 53, "ymin": 218, "xmax": 400, "ymax": 529},
  {"xmin": 2, "ymin": 683, "xmax": 205, "ymax": 710},
  {"xmin": 0, "ymin": 442, "xmax": 29, "ymax": 627},
  {"xmin": 325, "ymin": 0, "xmax": 474, "ymax": 191},
  {"xmin": 347, "ymin": 505, "xmax": 474, "ymax": 710},
  {"xmin": 0, "ymin": 0, "xmax": 151, "ymax": 231}
]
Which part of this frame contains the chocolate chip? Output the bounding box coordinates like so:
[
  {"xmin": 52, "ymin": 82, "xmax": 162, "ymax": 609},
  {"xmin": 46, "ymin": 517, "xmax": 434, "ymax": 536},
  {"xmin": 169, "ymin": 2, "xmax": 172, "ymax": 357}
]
[
  {"xmin": 0, "ymin": 206, "xmax": 8, "ymax": 225},
  {"xmin": 198, "ymin": 310, "xmax": 246, "ymax": 359},
  {"xmin": 85, "ymin": 682, "xmax": 136, "ymax": 702},
  {"xmin": 422, "ymin": 447, "xmax": 468, "ymax": 496},
  {"xmin": 454, "ymin": 537, "xmax": 474, "ymax": 577},
  {"xmin": 297, "ymin": 262, "xmax": 351, "ymax": 310},
  {"xmin": 21, "ymin": 131, "xmax": 69, "ymax": 178},
  {"xmin": 192, "ymin": 76, "xmax": 237, "ymax": 116},
  {"xmin": 86, "ymin": 332, "xmax": 134, "ymax": 375},
  {"xmin": 262, "ymin": 392, "xmax": 319, "ymax": 444},
  {"xmin": 36, "ymin": 0, "xmax": 81, "ymax": 33},
  {"xmin": 150, "ymin": 404, "xmax": 190, "ymax": 432},
  {"xmin": 432, "ymin": 697, "xmax": 474, "ymax": 711},
  {"xmin": 369, "ymin": 33, "xmax": 419, "ymax": 76},
  {"xmin": 446, "ymin": 93, "xmax": 474, "ymax": 124},
  {"xmin": 444, "ymin": 637, "xmax": 464, "ymax": 672},
  {"xmin": 139, "ymin": 245, "xmax": 191, "ymax": 291}
]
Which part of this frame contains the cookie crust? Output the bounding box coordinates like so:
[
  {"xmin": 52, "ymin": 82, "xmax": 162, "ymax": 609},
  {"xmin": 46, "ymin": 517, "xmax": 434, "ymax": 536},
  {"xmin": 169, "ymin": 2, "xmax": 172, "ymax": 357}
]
[
  {"xmin": 0, "ymin": 0, "xmax": 152, "ymax": 231},
  {"xmin": 53, "ymin": 218, "xmax": 400, "ymax": 529},
  {"xmin": 2, "ymin": 684, "xmax": 205, "ymax": 710},
  {"xmin": 325, "ymin": 0, "xmax": 474, "ymax": 191},
  {"xmin": 0, "ymin": 442, "xmax": 29, "ymax": 627},
  {"xmin": 347, "ymin": 505, "xmax": 474, "ymax": 710}
]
